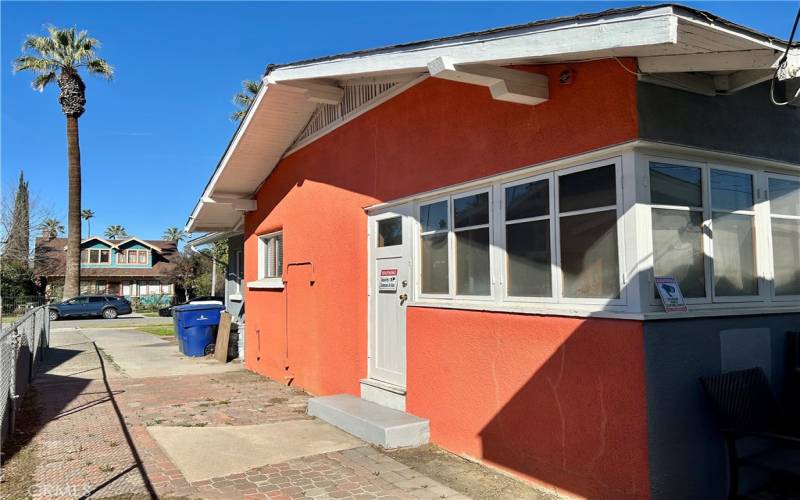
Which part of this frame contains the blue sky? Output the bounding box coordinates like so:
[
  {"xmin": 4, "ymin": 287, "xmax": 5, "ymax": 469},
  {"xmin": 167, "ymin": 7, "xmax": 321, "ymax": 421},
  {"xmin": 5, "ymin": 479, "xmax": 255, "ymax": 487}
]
[{"xmin": 2, "ymin": 1, "xmax": 797, "ymax": 241}]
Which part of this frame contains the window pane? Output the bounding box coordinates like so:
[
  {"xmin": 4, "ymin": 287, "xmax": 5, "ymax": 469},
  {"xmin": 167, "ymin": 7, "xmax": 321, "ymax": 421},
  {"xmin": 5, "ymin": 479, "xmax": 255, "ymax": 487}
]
[
  {"xmin": 652, "ymin": 209, "xmax": 706, "ymax": 298},
  {"xmin": 100, "ymin": 249, "xmax": 110, "ymax": 263},
  {"xmin": 650, "ymin": 163, "xmax": 702, "ymax": 207},
  {"xmin": 456, "ymin": 228, "xmax": 490, "ymax": 295},
  {"xmin": 89, "ymin": 250, "xmax": 99, "ymax": 264},
  {"xmin": 560, "ymin": 210, "xmax": 620, "ymax": 298},
  {"xmin": 559, "ymin": 165, "xmax": 616, "ymax": 213},
  {"xmin": 771, "ymin": 218, "xmax": 800, "ymax": 295},
  {"xmin": 139, "ymin": 251, "xmax": 147, "ymax": 264},
  {"xmin": 454, "ymin": 193, "xmax": 489, "ymax": 228},
  {"xmin": 378, "ymin": 217, "xmax": 402, "ymax": 247},
  {"xmin": 713, "ymin": 212, "xmax": 757, "ymax": 296},
  {"xmin": 505, "ymin": 180, "xmax": 549, "ymax": 221},
  {"xmin": 421, "ymin": 234, "xmax": 448, "ymax": 294},
  {"xmin": 506, "ymin": 220, "xmax": 551, "ymax": 297},
  {"xmin": 711, "ymin": 169, "xmax": 753, "ymax": 212},
  {"xmin": 769, "ymin": 177, "xmax": 800, "ymax": 217},
  {"xmin": 117, "ymin": 252, "xmax": 126, "ymax": 264},
  {"xmin": 275, "ymin": 235, "xmax": 283, "ymax": 277},
  {"xmin": 81, "ymin": 250, "xmax": 88, "ymax": 263},
  {"xmin": 420, "ymin": 201, "xmax": 448, "ymax": 232}
]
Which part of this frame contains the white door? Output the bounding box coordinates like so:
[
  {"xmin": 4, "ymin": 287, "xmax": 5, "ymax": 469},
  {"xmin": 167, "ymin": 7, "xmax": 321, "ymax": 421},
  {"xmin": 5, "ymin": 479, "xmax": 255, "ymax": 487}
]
[{"xmin": 369, "ymin": 204, "xmax": 413, "ymax": 388}]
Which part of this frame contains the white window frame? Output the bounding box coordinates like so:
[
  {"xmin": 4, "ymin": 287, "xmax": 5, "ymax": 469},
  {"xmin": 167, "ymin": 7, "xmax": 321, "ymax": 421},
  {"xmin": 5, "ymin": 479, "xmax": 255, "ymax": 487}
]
[
  {"xmin": 765, "ymin": 171, "xmax": 800, "ymax": 302},
  {"xmin": 643, "ymin": 156, "xmax": 712, "ymax": 305},
  {"xmin": 499, "ymin": 173, "xmax": 558, "ymax": 304},
  {"xmin": 554, "ymin": 159, "xmax": 627, "ymax": 306},
  {"xmin": 251, "ymin": 230, "xmax": 284, "ymax": 289},
  {"xmin": 414, "ymin": 157, "xmax": 626, "ymax": 308},
  {"xmin": 417, "ymin": 195, "xmax": 452, "ymax": 299},
  {"xmin": 707, "ymin": 163, "xmax": 766, "ymax": 303}
]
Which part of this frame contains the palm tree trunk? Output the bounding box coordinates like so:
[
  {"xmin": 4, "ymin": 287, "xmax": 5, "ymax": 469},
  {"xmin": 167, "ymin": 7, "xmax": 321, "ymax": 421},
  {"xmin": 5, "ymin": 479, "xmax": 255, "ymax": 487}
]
[{"xmin": 63, "ymin": 115, "xmax": 82, "ymax": 299}]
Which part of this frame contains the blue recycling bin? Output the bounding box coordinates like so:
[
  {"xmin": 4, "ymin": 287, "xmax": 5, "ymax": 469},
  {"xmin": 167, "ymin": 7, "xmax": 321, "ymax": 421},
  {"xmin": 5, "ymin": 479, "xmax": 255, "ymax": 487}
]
[{"xmin": 174, "ymin": 303, "xmax": 225, "ymax": 357}]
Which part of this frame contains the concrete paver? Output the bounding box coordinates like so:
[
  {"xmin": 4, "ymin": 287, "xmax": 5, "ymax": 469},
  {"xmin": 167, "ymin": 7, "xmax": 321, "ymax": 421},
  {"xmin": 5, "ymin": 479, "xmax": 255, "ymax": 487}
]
[{"xmin": 7, "ymin": 328, "xmax": 480, "ymax": 499}]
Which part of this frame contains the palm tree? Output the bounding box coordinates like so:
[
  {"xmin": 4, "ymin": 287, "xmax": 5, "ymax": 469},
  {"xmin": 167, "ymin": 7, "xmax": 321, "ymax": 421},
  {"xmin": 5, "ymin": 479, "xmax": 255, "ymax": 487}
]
[
  {"xmin": 230, "ymin": 79, "xmax": 260, "ymax": 122},
  {"xmin": 39, "ymin": 218, "xmax": 64, "ymax": 239},
  {"xmin": 81, "ymin": 208, "xmax": 95, "ymax": 236},
  {"xmin": 163, "ymin": 227, "xmax": 186, "ymax": 242},
  {"xmin": 104, "ymin": 225, "xmax": 127, "ymax": 240},
  {"xmin": 13, "ymin": 26, "xmax": 113, "ymax": 299}
]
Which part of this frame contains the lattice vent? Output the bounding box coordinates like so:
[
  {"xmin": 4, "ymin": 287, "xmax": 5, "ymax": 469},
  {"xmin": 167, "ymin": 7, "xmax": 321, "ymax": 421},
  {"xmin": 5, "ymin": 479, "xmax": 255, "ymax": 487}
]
[{"xmin": 291, "ymin": 77, "xmax": 414, "ymax": 147}]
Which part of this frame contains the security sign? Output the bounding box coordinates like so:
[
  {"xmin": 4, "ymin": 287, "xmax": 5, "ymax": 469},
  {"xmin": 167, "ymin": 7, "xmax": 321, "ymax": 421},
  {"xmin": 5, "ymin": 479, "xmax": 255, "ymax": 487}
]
[
  {"xmin": 378, "ymin": 269, "xmax": 398, "ymax": 292},
  {"xmin": 655, "ymin": 276, "xmax": 688, "ymax": 313}
]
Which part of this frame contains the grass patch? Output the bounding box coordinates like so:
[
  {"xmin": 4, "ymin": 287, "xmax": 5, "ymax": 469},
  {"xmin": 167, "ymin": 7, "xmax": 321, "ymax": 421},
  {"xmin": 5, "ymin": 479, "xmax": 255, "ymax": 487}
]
[{"xmin": 136, "ymin": 325, "xmax": 175, "ymax": 337}]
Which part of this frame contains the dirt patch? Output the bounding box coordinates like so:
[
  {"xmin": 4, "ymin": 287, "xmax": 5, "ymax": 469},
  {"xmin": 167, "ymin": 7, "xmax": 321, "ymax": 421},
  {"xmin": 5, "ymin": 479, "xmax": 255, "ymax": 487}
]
[
  {"xmin": 0, "ymin": 389, "xmax": 42, "ymax": 499},
  {"xmin": 385, "ymin": 444, "xmax": 558, "ymax": 500}
]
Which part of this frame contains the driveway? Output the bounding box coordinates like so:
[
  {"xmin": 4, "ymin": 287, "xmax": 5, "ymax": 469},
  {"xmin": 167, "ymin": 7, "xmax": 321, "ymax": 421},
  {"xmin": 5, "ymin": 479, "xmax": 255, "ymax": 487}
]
[
  {"xmin": 51, "ymin": 314, "xmax": 173, "ymax": 330},
  {"xmin": 1, "ymin": 327, "xmax": 547, "ymax": 499}
]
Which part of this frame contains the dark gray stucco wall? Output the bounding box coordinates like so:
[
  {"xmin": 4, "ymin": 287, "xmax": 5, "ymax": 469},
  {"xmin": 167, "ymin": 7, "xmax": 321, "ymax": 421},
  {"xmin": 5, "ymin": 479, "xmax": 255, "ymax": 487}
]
[
  {"xmin": 644, "ymin": 314, "xmax": 800, "ymax": 499},
  {"xmin": 225, "ymin": 234, "xmax": 244, "ymax": 323},
  {"xmin": 638, "ymin": 81, "xmax": 800, "ymax": 164}
]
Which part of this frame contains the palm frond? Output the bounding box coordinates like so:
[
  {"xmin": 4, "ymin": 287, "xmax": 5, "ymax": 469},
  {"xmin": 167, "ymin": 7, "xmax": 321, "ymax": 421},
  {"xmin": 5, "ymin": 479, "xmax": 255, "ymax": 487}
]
[
  {"xmin": 233, "ymin": 91, "xmax": 253, "ymax": 107},
  {"xmin": 13, "ymin": 55, "xmax": 56, "ymax": 75},
  {"xmin": 85, "ymin": 58, "xmax": 113, "ymax": 79},
  {"xmin": 244, "ymin": 80, "xmax": 260, "ymax": 95},
  {"xmin": 31, "ymin": 72, "xmax": 57, "ymax": 91},
  {"xmin": 229, "ymin": 109, "xmax": 246, "ymax": 122}
]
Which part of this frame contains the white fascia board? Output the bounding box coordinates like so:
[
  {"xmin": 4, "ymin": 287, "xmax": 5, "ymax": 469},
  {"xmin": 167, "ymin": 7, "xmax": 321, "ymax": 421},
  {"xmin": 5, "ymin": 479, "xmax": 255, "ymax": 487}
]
[
  {"xmin": 638, "ymin": 49, "xmax": 782, "ymax": 73},
  {"xmin": 269, "ymin": 7, "xmax": 678, "ymax": 82}
]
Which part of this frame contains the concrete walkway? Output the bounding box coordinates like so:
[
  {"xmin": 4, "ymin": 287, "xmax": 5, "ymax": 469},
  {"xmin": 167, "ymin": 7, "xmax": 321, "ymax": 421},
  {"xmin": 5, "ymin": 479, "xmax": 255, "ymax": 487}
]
[
  {"xmin": 51, "ymin": 314, "xmax": 173, "ymax": 329},
  {"xmin": 4, "ymin": 328, "xmax": 490, "ymax": 499}
]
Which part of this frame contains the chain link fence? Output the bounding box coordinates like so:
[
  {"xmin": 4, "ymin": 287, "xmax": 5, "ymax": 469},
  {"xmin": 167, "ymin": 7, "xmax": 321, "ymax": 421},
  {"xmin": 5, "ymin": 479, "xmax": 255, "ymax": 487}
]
[{"xmin": 0, "ymin": 306, "xmax": 50, "ymax": 458}]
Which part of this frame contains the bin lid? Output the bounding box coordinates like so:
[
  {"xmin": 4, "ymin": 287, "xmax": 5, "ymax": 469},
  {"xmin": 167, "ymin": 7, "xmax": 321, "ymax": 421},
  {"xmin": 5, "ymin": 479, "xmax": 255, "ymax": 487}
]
[{"xmin": 174, "ymin": 303, "xmax": 226, "ymax": 312}]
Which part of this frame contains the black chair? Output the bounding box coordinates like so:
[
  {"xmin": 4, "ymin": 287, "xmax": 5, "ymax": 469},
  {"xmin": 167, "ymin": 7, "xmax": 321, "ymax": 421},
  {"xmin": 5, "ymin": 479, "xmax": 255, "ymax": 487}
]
[{"xmin": 700, "ymin": 367, "xmax": 800, "ymax": 499}]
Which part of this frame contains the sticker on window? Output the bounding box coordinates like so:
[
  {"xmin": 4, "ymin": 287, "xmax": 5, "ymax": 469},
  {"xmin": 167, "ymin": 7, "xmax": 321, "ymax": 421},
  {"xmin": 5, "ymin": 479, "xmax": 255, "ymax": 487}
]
[{"xmin": 378, "ymin": 269, "xmax": 398, "ymax": 292}]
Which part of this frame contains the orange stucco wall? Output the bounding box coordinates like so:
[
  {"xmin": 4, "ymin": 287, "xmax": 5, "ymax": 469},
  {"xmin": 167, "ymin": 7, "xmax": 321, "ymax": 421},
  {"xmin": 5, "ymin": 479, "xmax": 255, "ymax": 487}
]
[
  {"xmin": 242, "ymin": 59, "xmax": 645, "ymax": 495},
  {"xmin": 407, "ymin": 308, "xmax": 650, "ymax": 499}
]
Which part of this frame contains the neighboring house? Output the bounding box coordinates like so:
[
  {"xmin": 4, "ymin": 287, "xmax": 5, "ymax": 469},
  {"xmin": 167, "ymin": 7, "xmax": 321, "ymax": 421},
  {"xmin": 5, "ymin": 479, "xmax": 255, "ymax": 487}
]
[
  {"xmin": 186, "ymin": 5, "xmax": 800, "ymax": 499},
  {"xmin": 34, "ymin": 236, "xmax": 178, "ymax": 304}
]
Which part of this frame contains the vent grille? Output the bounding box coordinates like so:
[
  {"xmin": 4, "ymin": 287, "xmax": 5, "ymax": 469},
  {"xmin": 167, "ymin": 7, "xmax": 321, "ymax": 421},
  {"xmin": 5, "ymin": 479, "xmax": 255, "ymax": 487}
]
[{"xmin": 291, "ymin": 77, "xmax": 414, "ymax": 147}]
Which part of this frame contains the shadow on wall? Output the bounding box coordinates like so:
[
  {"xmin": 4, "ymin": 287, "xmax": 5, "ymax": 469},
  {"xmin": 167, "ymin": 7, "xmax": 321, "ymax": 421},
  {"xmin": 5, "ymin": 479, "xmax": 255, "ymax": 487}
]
[{"xmin": 406, "ymin": 309, "xmax": 651, "ymax": 500}]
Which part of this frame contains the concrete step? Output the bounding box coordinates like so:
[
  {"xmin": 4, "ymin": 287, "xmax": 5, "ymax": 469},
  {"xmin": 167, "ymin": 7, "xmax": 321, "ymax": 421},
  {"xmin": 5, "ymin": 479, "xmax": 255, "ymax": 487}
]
[{"xmin": 308, "ymin": 394, "xmax": 429, "ymax": 449}]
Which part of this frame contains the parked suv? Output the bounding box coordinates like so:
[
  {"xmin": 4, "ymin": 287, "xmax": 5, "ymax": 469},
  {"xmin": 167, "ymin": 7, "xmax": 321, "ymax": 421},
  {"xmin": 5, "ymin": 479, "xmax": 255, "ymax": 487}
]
[{"xmin": 48, "ymin": 295, "xmax": 132, "ymax": 321}]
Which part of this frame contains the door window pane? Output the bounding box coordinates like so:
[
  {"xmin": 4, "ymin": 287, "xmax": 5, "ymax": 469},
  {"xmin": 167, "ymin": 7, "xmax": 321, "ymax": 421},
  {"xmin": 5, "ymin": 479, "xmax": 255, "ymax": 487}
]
[
  {"xmin": 507, "ymin": 220, "xmax": 551, "ymax": 297},
  {"xmin": 560, "ymin": 210, "xmax": 620, "ymax": 298},
  {"xmin": 650, "ymin": 163, "xmax": 702, "ymax": 207},
  {"xmin": 711, "ymin": 169, "xmax": 753, "ymax": 211},
  {"xmin": 652, "ymin": 209, "xmax": 705, "ymax": 298},
  {"xmin": 559, "ymin": 165, "xmax": 616, "ymax": 212},
  {"xmin": 421, "ymin": 234, "xmax": 448, "ymax": 294},
  {"xmin": 505, "ymin": 180, "xmax": 549, "ymax": 220},
  {"xmin": 420, "ymin": 201, "xmax": 448, "ymax": 232},
  {"xmin": 454, "ymin": 193, "xmax": 489, "ymax": 228},
  {"xmin": 713, "ymin": 212, "xmax": 757, "ymax": 296},
  {"xmin": 456, "ymin": 228, "xmax": 490, "ymax": 295},
  {"xmin": 771, "ymin": 218, "xmax": 800, "ymax": 296},
  {"xmin": 769, "ymin": 178, "xmax": 800, "ymax": 217},
  {"xmin": 378, "ymin": 217, "xmax": 402, "ymax": 247}
]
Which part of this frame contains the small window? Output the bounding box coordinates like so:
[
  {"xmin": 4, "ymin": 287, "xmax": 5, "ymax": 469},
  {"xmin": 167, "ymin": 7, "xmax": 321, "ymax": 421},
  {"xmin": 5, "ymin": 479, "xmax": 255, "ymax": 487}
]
[
  {"xmin": 81, "ymin": 250, "xmax": 89, "ymax": 263},
  {"xmin": 378, "ymin": 217, "xmax": 402, "ymax": 247},
  {"xmin": 117, "ymin": 251, "xmax": 126, "ymax": 264},
  {"xmin": 89, "ymin": 296, "xmax": 104, "ymax": 303},
  {"xmin": 558, "ymin": 165, "xmax": 620, "ymax": 299},
  {"xmin": 649, "ymin": 162, "xmax": 706, "ymax": 299},
  {"xmin": 99, "ymin": 249, "xmax": 110, "ymax": 263},
  {"xmin": 259, "ymin": 232, "xmax": 283, "ymax": 279},
  {"xmin": 711, "ymin": 169, "xmax": 757, "ymax": 297},
  {"xmin": 95, "ymin": 280, "xmax": 107, "ymax": 294},
  {"xmin": 420, "ymin": 201, "xmax": 449, "ymax": 294},
  {"xmin": 138, "ymin": 250, "xmax": 147, "ymax": 264},
  {"xmin": 769, "ymin": 176, "xmax": 800, "ymax": 296},
  {"xmin": 89, "ymin": 249, "xmax": 100, "ymax": 264},
  {"xmin": 504, "ymin": 178, "xmax": 552, "ymax": 298},
  {"xmin": 454, "ymin": 192, "xmax": 491, "ymax": 296}
]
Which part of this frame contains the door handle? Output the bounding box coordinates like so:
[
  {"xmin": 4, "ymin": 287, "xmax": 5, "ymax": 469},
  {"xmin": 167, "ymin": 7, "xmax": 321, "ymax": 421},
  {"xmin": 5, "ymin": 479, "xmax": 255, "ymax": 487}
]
[{"xmin": 399, "ymin": 293, "xmax": 408, "ymax": 304}]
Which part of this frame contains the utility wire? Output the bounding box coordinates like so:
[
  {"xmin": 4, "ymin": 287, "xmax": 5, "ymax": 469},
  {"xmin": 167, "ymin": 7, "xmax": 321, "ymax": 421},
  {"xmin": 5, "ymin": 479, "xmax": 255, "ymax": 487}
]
[{"xmin": 770, "ymin": 4, "xmax": 800, "ymax": 106}]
